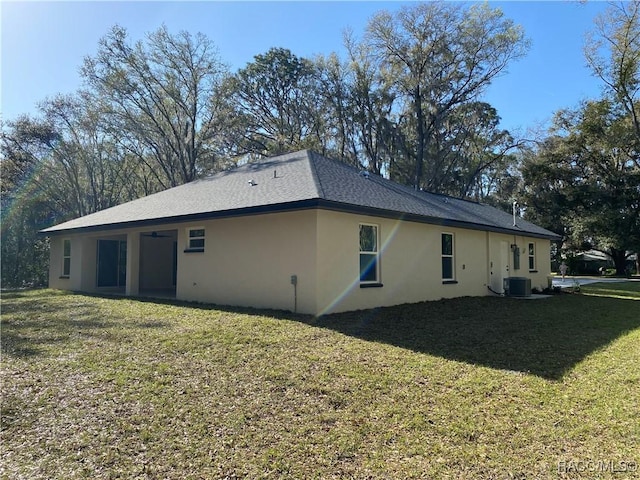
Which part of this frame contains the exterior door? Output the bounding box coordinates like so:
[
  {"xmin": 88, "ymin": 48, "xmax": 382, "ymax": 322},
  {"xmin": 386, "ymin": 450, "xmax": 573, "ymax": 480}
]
[
  {"xmin": 500, "ymin": 241, "xmax": 510, "ymax": 291},
  {"xmin": 97, "ymin": 240, "xmax": 127, "ymax": 287},
  {"xmin": 490, "ymin": 240, "xmax": 510, "ymax": 293}
]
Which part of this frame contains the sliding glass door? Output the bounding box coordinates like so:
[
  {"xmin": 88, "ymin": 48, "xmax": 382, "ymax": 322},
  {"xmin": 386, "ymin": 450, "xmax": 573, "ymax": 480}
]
[{"xmin": 97, "ymin": 240, "xmax": 127, "ymax": 287}]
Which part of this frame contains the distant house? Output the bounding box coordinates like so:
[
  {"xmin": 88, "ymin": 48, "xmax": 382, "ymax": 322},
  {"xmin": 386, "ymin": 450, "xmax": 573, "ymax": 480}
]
[
  {"xmin": 570, "ymin": 250, "xmax": 638, "ymax": 275},
  {"xmin": 42, "ymin": 150, "xmax": 560, "ymax": 315},
  {"xmin": 572, "ymin": 250, "xmax": 613, "ymax": 275}
]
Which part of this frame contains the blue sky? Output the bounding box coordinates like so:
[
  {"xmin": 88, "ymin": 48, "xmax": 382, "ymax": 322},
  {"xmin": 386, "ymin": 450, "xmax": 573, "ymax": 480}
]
[{"xmin": 1, "ymin": 1, "xmax": 610, "ymax": 134}]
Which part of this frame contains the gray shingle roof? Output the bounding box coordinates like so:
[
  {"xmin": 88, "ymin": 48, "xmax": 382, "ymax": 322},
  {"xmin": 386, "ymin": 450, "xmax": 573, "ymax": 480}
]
[{"xmin": 41, "ymin": 149, "xmax": 560, "ymax": 239}]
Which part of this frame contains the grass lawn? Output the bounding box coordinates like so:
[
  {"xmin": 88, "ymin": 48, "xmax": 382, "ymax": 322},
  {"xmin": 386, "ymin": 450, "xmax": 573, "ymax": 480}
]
[
  {"xmin": 580, "ymin": 280, "xmax": 640, "ymax": 300},
  {"xmin": 1, "ymin": 286, "xmax": 639, "ymax": 479}
]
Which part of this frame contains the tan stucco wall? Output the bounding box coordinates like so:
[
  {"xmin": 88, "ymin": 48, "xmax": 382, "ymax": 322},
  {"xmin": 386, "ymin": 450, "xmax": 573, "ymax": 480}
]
[
  {"xmin": 49, "ymin": 231, "xmax": 130, "ymax": 293},
  {"xmin": 48, "ymin": 235, "xmax": 70, "ymax": 290},
  {"xmin": 48, "ymin": 234, "xmax": 98, "ymax": 292},
  {"xmin": 126, "ymin": 232, "xmax": 140, "ymax": 296},
  {"xmin": 176, "ymin": 210, "xmax": 318, "ymax": 314},
  {"xmin": 315, "ymin": 210, "xmax": 492, "ymax": 315},
  {"xmin": 47, "ymin": 208, "xmax": 553, "ymax": 315}
]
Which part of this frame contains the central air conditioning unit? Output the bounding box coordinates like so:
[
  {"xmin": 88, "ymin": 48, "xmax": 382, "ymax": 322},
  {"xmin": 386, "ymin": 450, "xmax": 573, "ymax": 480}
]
[{"xmin": 503, "ymin": 277, "xmax": 532, "ymax": 297}]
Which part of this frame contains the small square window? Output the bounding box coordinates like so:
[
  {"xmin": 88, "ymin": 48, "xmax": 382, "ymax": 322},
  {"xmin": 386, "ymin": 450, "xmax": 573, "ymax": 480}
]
[{"xmin": 187, "ymin": 228, "xmax": 205, "ymax": 251}]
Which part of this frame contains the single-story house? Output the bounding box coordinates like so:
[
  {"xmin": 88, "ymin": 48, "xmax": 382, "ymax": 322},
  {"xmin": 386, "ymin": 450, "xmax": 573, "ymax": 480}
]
[
  {"xmin": 42, "ymin": 150, "xmax": 560, "ymax": 315},
  {"xmin": 571, "ymin": 250, "xmax": 613, "ymax": 275},
  {"xmin": 567, "ymin": 250, "xmax": 638, "ymax": 275}
]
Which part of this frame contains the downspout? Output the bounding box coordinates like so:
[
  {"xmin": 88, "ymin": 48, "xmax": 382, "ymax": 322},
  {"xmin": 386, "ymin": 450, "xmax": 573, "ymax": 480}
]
[{"xmin": 290, "ymin": 275, "xmax": 298, "ymax": 313}]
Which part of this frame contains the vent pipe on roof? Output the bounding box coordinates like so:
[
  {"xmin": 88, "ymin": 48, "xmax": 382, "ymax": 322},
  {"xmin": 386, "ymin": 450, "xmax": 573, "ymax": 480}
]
[{"xmin": 513, "ymin": 201, "xmax": 518, "ymax": 227}]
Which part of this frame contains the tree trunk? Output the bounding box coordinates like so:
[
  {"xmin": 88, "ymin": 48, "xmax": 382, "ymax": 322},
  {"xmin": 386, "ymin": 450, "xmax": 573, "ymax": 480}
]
[{"xmin": 609, "ymin": 248, "xmax": 628, "ymax": 276}]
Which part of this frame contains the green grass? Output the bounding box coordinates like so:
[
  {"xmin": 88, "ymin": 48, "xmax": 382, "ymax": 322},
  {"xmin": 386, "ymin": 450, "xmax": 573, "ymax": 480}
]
[
  {"xmin": 581, "ymin": 280, "xmax": 640, "ymax": 300},
  {"xmin": 1, "ymin": 287, "xmax": 639, "ymax": 479}
]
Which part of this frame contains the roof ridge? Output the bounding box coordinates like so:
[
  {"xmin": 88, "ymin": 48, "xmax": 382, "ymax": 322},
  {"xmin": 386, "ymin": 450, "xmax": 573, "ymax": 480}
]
[
  {"xmin": 305, "ymin": 150, "xmax": 327, "ymax": 199},
  {"xmin": 364, "ymin": 171, "xmax": 449, "ymax": 210},
  {"xmin": 305, "ymin": 150, "xmax": 485, "ymax": 215},
  {"xmin": 306, "ymin": 149, "xmax": 483, "ymax": 206},
  {"xmin": 368, "ymin": 174, "xmax": 483, "ymax": 206},
  {"xmin": 425, "ymin": 190, "xmax": 482, "ymax": 205}
]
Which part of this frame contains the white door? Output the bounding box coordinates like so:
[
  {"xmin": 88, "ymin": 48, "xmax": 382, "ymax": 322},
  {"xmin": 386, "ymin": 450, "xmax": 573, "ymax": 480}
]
[{"xmin": 490, "ymin": 241, "xmax": 510, "ymax": 293}]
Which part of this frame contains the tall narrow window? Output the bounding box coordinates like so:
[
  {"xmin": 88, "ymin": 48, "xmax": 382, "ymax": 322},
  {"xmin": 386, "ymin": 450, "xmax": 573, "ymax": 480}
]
[
  {"xmin": 441, "ymin": 233, "xmax": 455, "ymax": 281},
  {"xmin": 187, "ymin": 228, "xmax": 205, "ymax": 252},
  {"xmin": 528, "ymin": 242, "xmax": 536, "ymax": 271},
  {"xmin": 62, "ymin": 239, "xmax": 71, "ymax": 277},
  {"xmin": 359, "ymin": 224, "xmax": 379, "ymax": 283}
]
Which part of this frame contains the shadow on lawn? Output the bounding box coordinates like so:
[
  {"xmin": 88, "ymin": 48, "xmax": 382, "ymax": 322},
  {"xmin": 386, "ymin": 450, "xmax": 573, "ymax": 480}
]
[
  {"xmin": 4, "ymin": 289, "xmax": 638, "ymax": 380},
  {"xmin": 310, "ymin": 294, "xmax": 640, "ymax": 380},
  {"xmin": 1, "ymin": 290, "xmax": 170, "ymax": 359}
]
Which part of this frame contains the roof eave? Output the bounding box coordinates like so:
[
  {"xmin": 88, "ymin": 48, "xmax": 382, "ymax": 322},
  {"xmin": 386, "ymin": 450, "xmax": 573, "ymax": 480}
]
[
  {"xmin": 38, "ymin": 199, "xmax": 323, "ymax": 236},
  {"xmin": 40, "ymin": 198, "xmax": 562, "ymax": 241},
  {"xmin": 316, "ymin": 201, "xmax": 562, "ymax": 240}
]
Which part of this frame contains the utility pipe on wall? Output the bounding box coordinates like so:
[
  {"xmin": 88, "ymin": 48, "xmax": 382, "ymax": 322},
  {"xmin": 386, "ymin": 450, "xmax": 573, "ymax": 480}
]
[{"xmin": 290, "ymin": 274, "xmax": 298, "ymax": 313}]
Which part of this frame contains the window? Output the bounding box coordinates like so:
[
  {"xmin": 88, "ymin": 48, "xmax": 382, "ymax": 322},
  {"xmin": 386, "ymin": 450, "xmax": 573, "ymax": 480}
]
[
  {"xmin": 62, "ymin": 239, "xmax": 71, "ymax": 277},
  {"xmin": 441, "ymin": 233, "xmax": 455, "ymax": 281},
  {"xmin": 359, "ymin": 224, "xmax": 379, "ymax": 284},
  {"xmin": 187, "ymin": 228, "xmax": 205, "ymax": 252},
  {"xmin": 528, "ymin": 242, "xmax": 536, "ymax": 271}
]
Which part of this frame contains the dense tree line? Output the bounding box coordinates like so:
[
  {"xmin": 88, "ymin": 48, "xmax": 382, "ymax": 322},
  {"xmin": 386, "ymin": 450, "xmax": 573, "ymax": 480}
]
[{"xmin": 2, "ymin": 1, "xmax": 638, "ymax": 286}]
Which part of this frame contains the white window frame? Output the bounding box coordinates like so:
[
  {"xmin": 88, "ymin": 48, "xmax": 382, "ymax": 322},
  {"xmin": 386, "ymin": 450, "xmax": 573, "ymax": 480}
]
[
  {"xmin": 186, "ymin": 227, "xmax": 205, "ymax": 252},
  {"xmin": 62, "ymin": 238, "xmax": 71, "ymax": 277},
  {"xmin": 441, "ymin": 232, "xmax": 455, "ymax": 281},
  {"xmin": 359, "ymin": 223, "xmax": 380, "ymax": 284},
  {"xmin": 528, "ymin": 242, "xmax": 536, "ymax": 271}
]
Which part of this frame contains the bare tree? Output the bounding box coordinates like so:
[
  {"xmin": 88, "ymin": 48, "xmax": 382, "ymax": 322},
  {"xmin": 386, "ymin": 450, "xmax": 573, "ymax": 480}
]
[
  {"xmin": 585, "ymin": 0, "xmax": 640, "ymax": 142},
  {"xmin": 82, "ymin": 25, "xmax": 230, "ymax": 187},
  {"xmin": 365, "ymin": 2, "xmax": 529, "ymax": 190}
]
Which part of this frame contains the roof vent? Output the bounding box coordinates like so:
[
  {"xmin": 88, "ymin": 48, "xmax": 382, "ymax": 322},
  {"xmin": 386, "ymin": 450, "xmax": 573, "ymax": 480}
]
[
  {"xmin": 248, "ymin": 180, "xmax": 257, "ymax": 186},
  {"xmin": 359, "ymin": 170, "xmax": 370, "ymax": 179}
]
